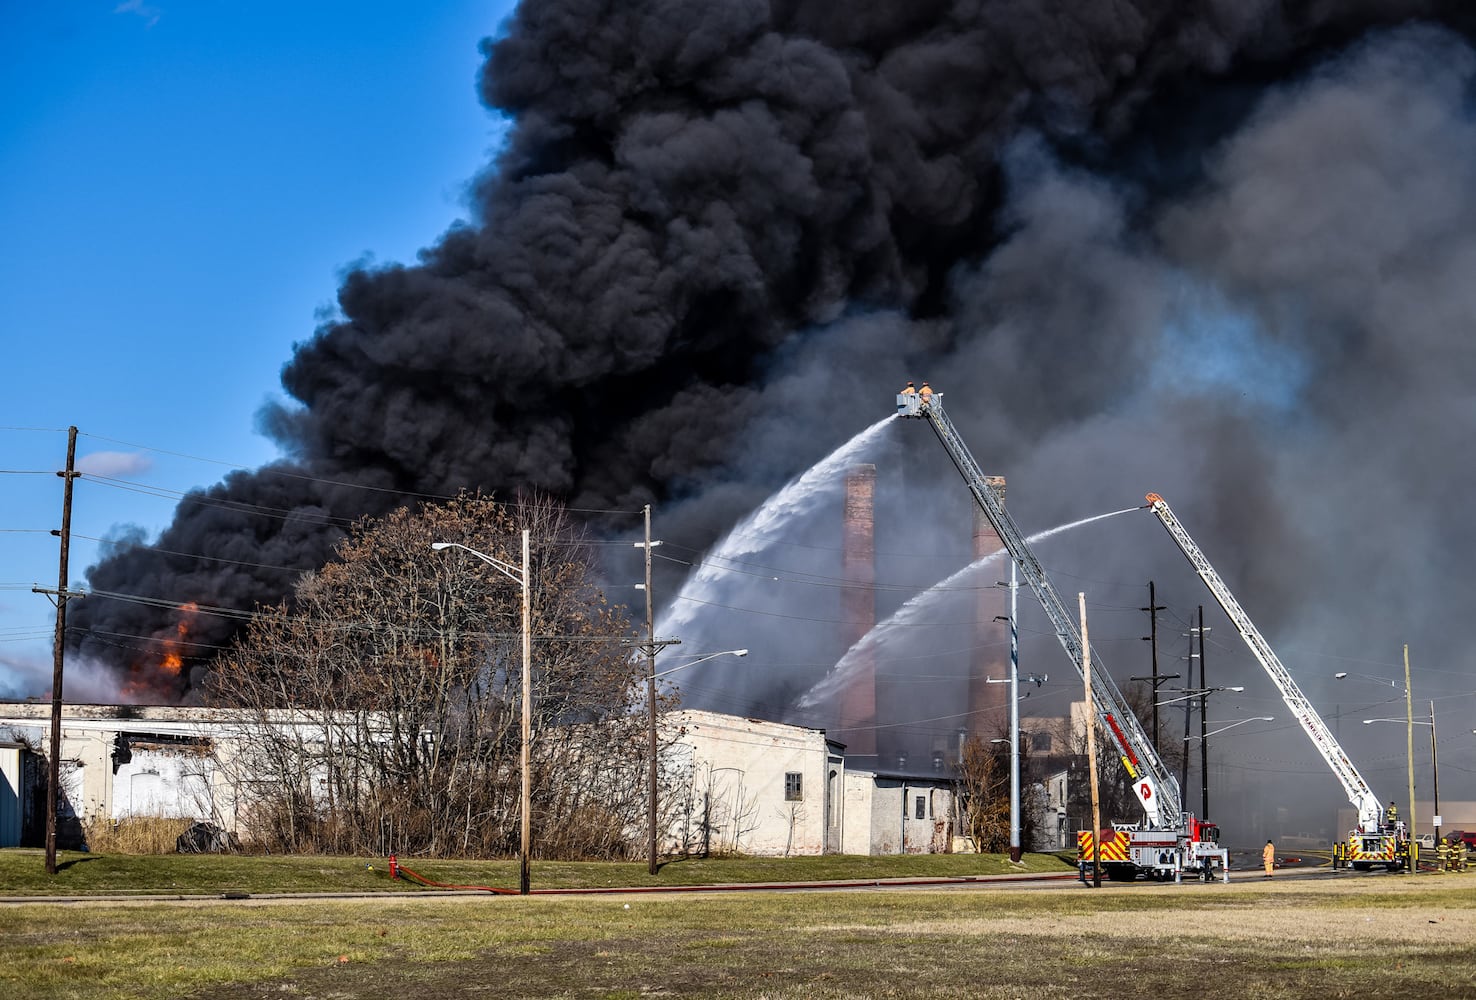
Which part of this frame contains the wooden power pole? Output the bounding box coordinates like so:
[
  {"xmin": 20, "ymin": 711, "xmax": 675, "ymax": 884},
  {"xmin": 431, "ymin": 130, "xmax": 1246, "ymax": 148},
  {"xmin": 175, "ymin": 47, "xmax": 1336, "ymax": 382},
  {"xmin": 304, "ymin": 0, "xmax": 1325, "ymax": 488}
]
[
  {"xmin": 1081, "ymin": 592, "xmax": 1101, "ymax": 888},
  {"xmin": 40, "ymin": 426, "xmax": 79, "ymax": 875}
]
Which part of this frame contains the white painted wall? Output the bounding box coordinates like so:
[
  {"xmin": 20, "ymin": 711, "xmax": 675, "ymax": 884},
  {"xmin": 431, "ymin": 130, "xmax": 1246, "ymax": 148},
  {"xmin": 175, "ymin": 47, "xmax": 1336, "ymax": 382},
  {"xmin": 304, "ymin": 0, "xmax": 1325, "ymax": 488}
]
[{"xmin": 664, "ymin": 710, "xmax": 832, "ymax": 856}]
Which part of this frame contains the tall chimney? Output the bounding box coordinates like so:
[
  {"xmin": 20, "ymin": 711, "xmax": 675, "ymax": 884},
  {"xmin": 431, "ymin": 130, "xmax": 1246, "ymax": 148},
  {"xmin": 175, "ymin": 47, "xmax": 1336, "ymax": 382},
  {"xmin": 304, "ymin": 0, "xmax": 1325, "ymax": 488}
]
[
  {"xmin": 968, "ymin": 477, "xmax": 1009, "ymax": 736},
  {"xmin": 839, "ymin": 464, "xmax": 876, "ymax": 755}
]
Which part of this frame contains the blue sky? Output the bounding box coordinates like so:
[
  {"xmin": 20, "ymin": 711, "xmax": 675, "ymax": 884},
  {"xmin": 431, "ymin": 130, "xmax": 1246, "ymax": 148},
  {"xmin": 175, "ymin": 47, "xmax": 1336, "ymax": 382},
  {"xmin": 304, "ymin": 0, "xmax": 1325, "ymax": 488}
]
[{"xmin": 1, "ymin": 1, "xmax": 515, "ymax": 696}]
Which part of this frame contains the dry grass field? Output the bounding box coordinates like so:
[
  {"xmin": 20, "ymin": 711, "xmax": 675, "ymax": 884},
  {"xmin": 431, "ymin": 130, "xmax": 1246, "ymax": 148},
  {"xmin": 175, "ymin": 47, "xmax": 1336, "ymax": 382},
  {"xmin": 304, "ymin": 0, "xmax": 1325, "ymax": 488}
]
[{"xmin": 3, "ymin": 872, "xmax": 1473, "ymax": 999}]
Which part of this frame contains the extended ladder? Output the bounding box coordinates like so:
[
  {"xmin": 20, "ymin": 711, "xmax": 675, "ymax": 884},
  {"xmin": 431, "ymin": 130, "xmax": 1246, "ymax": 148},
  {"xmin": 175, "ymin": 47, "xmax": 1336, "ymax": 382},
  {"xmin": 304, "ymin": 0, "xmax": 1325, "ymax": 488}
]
[
  {"xmin": 1144, "ymin": 493, "xmax": 1383, "ymax": 832},
  {"xmin": 899, "ymin": 392, "xmax": 1181, "ymax": 829}
]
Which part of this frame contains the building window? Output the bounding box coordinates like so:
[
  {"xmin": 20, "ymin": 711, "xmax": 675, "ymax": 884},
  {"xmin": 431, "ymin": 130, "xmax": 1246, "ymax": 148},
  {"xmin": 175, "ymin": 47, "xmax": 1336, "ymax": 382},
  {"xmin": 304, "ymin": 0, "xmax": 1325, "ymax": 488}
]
[
  {"xmin": 785, "ymin": 772, "xmax": 802, "ymax": 801},
  {"xmin": 915, "ymin": 795, "xmax": 925, "ymax": 820},
  {"xmin": 1031, "ymin": 731, "xmax": 1053, "ymax": 752}
]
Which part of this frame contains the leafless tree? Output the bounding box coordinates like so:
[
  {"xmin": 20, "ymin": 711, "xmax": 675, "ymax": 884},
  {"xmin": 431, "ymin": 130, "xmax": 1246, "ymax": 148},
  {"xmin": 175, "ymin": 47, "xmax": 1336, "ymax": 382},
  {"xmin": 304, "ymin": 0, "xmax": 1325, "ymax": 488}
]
[{"xmin": 207, "ymin": 494, "xmax": 664, "ymax": 858}]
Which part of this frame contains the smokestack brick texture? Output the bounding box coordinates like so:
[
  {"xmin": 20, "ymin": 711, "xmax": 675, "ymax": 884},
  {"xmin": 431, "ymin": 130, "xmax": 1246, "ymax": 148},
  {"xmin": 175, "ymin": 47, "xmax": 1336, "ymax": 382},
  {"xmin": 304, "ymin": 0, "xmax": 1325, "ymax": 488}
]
[
  {"xmin": 840, "ymin": 464, "xmax": 876, "ymax": 755},
  {"xmin": 969, "ymin": 477, "xmax": 1008, "ymax": 735}
]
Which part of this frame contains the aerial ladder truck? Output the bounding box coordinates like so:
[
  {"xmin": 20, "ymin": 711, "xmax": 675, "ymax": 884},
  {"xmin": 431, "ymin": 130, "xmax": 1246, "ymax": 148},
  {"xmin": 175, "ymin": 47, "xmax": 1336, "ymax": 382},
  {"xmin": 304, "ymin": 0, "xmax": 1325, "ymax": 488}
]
[
  {"xmin": 1143, "ymin": 493, "xmax": 1410, "ymax": 871},
  {"xmin": 897, "ymin": 390, "xmax": 1227, "ymax": 882}
]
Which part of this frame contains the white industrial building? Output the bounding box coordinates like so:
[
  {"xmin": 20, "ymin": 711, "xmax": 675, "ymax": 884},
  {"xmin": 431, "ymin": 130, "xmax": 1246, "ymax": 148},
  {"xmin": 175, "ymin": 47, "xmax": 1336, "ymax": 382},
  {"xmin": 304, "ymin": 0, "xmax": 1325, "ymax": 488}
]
[{"xmin": 0, "ymin": 702, "xmax": 961, "ymax": 856}]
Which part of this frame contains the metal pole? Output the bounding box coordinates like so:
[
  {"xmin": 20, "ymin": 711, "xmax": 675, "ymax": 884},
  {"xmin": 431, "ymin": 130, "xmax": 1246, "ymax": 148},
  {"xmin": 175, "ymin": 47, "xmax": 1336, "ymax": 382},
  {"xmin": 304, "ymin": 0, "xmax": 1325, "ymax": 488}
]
[
  {"xmin": 1404, "ymin": 644, "xmax": 1415, "ymax": 842},
  {"xmin": 644, "ymin": 505, "xmax": 659, "ymax": 875},
  {"xmin": 45, "ymin": 426, "xmax": 78, "ymax": 876},
  {"xmin": 1180, "ymin": 634, "xmax": 1192, "ymax": 804},
  {"xmin": 519, "ymin": 527, "xmax": 531, "ymax": 896},
  {"xmin": 1008, "ymin": 560, "xmax": 1020, "ymax": 863},
  {"xmin": 1198, "ymin": 606, "xmax": 1208, "ymax": 820},
  {"xmin": 1429, "ymin": 700, "xmax": 1440, "ymax": 848}
]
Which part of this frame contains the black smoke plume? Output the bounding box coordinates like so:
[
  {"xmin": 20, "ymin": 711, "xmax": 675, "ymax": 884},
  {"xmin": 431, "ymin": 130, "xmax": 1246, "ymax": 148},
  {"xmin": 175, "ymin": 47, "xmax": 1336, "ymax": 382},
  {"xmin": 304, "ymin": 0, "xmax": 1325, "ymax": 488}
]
[{"xmin": 71, "ymin": 0, "xmax": 1476, "ymax": 842}]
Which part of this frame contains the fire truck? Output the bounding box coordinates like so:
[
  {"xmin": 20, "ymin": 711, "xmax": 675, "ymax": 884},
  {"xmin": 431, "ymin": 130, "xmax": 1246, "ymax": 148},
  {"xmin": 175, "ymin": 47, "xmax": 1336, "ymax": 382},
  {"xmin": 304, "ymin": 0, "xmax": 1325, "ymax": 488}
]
[
  {"xmin": 897, "ymin": 391, "xmax": 1228, "ymax": 882},
  {"xmin": 1142, "ymin": 493, "xmax": 1410, "ymax": 872}
]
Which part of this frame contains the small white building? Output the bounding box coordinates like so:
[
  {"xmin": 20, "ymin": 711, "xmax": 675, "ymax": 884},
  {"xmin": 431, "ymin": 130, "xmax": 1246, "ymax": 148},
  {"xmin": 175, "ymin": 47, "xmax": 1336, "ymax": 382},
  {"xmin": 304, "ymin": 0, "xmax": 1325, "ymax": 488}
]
[
  {"xmin": 839, "ymin": 768, "xmax": 956, "ymax": 855},
  {"xmin": 662, "ymin": 710, "xmax": 960, "ymax": 857},
  {"xmin": 662, "ymin": 710, "xmax": 845, "ymax": 856}
]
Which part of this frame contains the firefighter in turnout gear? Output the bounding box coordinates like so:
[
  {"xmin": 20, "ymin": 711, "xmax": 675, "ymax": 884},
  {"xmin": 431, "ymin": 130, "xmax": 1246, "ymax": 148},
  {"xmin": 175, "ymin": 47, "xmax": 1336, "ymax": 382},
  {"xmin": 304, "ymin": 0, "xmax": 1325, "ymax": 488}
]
[
  {"xmin": 900, "ymin": 380, "xmax": 916, "ymax": 396},
  {"xmin": 1262, "ymin": 840, "xmax": 1276, "ymax": 878},
  {"xmin": 1386, "ymin": 801, "xmax": 1399, "ymax": 829},
  {"xmin": 918, "ymin": 381, "xmax": 934, "ymax": 408}
]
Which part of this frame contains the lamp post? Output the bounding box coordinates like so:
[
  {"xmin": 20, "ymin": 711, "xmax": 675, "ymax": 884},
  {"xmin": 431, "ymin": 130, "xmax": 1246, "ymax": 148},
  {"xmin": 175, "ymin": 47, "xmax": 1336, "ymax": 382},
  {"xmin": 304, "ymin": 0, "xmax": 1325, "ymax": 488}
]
[
  {"xmin": 1364, "ymin": 701, "xmax": 1439, "ymax": 846},
  {"xmin": 431, "ymin": 535, "xmax": 532, "ymax": 896},
  {"xmin": 988, "ymin": 564, "xmax": 1048, "ymax": 863},
  {"xmin": 1336, "ymin": 657, "xmax": 1414, "ymax": 840},
  {"xmin": 992, "ymin": 563, "xmax": 1021, "ymax": 862}
]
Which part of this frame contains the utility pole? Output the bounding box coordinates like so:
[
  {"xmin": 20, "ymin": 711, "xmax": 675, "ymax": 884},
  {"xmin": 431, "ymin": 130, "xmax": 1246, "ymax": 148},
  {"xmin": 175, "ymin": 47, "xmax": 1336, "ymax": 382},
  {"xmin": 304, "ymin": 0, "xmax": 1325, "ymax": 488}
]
[
  {"xmin": 636, "ymin": 506, "xmax": 678, "ymax": 876},
  {"xmin": 1007, "ymin": 561, "xmax": 1020, "ymax": 864},
  {"xmin": 1140, "ymin": 581, "xmax": 1167, "ymax": 756},
  {"xmin": 38, "ymin": 426, "xmax": 79, "ymax": 875},
  {"xmin": 644, "ymin": 505, "xmax": 659, "ymax": 876},
  {"xmin": 1197, "ymin": 606, "xmax": 1209, "ymax": 820},
  {"xmin": 989, "ymin": 566, "xmax": 1023, "ymax": 862},
  {"xmin": 1429, "ymin": 699, "xmax": 1441, "ymax": 849},
  {"xmin": 1404, "ymin": 644, "xmax": 1415, "ymax": 844},
  {"xmin": 1180, "ymin": 626, "xmax": 1194, "ymax": 803},
  {"xmin": 1081, "ymin": 592, "xmax": 1100, "ymax": 889},
  {"xmin": 518, "ymin": 529, "xmax": 531, "ymax": 896}
]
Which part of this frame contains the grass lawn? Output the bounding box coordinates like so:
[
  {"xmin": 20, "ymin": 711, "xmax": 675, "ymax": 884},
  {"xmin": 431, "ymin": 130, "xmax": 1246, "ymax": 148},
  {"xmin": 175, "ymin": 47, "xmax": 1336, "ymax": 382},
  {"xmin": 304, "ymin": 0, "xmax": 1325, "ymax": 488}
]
[
  {"xmin": 2, "ymin": 874, "xmax": 1472, "ymax": 999},
  {"xmin": 0, "ymin": 848, "xmax": 1077, "ymax": 896}
]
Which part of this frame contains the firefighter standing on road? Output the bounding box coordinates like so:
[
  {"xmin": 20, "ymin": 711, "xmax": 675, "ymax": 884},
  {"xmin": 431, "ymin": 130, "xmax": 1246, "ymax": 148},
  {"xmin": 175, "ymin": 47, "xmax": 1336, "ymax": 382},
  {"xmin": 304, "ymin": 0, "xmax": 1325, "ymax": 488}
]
[{"xmin": 1262, "ymin": 840, "xmax": 1276, "ymax": 879}]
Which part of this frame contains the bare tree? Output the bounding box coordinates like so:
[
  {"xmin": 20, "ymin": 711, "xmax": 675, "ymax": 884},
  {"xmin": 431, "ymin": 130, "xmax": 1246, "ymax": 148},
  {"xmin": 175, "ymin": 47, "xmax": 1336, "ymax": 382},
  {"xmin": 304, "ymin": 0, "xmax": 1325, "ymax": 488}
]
[
  {"xmin": 957, "ymin": 734, "xmax": 1009, "ymax": 853},
  {"xmin": 208, "ymin": 494, "xmax": 662, "ymax": 858}
]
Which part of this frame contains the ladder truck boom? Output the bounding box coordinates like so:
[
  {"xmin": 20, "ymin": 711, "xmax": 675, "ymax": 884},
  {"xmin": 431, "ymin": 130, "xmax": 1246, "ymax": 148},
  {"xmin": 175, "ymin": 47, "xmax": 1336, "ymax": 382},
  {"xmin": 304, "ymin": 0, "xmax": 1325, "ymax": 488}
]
[
  {"xmin": 1143, "ymin": 493, "xmax": 1385, "ymax": 834},
  {"xmin": 898, "ymin": 391, "xmax": 1180, "ymax": 830}
]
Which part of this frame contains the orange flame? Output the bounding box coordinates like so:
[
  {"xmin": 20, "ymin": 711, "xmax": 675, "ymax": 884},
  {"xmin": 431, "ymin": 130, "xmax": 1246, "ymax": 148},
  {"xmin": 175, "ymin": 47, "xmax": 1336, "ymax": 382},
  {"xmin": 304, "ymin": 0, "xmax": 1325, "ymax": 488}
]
[
  {"xmin": 123, "ymin": 602, "xmax": 202, "ymax": 702},
  {"xmin": 159, "ymin": 601, "xmax": 199, "ymax": 675}
]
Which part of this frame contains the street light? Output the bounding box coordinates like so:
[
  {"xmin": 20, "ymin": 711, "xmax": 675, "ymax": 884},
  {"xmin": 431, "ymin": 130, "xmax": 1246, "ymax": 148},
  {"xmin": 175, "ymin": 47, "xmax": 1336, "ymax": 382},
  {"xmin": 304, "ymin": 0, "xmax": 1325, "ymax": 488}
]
[
  {"xmin": 1154, "ymin": 686, "xmax": 1243, "ymax": 707},
  {"xmin": 1337, "ymin": 650, "xmax": 1416, "ymax": 840},
  {"xmin": 1186, "ymin": 717, "xmax": 1274, "ymax": 740},
  {"xmin": 1364, "ymin": 700, "xmax": 1440, "ymax": 844},
  {"xmin": 431, "ymin": 535, "xmax": 532, "ymax": 896},
  {"xmin": 652, "ymin": 649, "xmax": 748, "ymax": 680}
]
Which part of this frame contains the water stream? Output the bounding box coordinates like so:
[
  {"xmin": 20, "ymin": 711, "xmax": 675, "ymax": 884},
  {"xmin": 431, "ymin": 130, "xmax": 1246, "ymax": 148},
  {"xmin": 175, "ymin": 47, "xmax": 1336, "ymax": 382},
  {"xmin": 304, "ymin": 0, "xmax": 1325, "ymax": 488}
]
[
  {"xmin": 795, "ymin": 506, "xmax": 1141, "ymax": 710},
  {"xmin": 654, "ymin": 416, "xmax": 894, "ymax": 644}
]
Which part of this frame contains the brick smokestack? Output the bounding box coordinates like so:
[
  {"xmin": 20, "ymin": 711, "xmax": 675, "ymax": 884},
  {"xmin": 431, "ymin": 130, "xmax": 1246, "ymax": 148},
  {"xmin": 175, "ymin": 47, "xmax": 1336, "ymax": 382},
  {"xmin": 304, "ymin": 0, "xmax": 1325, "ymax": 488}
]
[
  {"xmin": 839, "ymin": 463, "xmax": 876, "ymax": 755},
  {"xmin": 968, "ymin": 477, "xmax": 1009, "ymax": 738}
]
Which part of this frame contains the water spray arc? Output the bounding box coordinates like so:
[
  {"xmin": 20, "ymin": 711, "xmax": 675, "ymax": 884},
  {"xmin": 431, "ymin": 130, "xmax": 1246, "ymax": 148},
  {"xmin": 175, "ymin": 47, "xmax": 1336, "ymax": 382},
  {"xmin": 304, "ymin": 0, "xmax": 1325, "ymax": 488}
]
[
  {"xmin": 654, "ymin": 417, "xmax": 893, "ymax": 645},
  {"xmin": 796, "ymin": 506, "xmax": 1140, "ymax": 712}
]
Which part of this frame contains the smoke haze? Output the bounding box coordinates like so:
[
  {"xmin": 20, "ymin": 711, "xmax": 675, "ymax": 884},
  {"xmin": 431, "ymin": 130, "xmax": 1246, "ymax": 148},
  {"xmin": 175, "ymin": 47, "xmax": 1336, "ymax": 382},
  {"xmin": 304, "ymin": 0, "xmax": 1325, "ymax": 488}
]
[{"xmin": 69, "ymin": 2, "xmax": 1476, "ymax": 840}]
